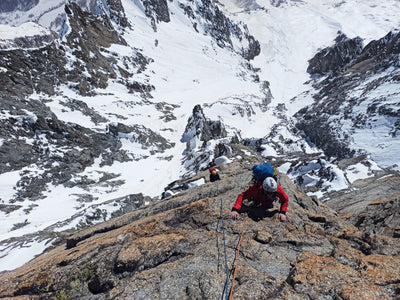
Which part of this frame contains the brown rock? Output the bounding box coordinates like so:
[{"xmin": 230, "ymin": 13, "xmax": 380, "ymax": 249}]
[{"xmin": 0, "ymin": 163, "xmax": 399, "ymax": 299}]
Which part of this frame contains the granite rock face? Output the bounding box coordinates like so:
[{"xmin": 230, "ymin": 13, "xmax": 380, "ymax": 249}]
[{"xmin": 0, "ymin": 158, "xmax": 398, "ymax": 299}]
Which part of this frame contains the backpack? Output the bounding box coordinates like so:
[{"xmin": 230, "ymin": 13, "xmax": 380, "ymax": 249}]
[{"xmin": 252, "ymin": 162, "xmax": 275, "ymax": 182}]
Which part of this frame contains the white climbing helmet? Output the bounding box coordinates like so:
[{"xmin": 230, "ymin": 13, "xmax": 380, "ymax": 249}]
[{"xmin": 262, "ymin": 177, "xmax": 277, "ymax": 193}]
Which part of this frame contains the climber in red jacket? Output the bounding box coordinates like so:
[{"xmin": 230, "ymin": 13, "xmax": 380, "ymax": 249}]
[{"xmin": 231, "ymin": 177, "xmax": 288, "ymax": 222}]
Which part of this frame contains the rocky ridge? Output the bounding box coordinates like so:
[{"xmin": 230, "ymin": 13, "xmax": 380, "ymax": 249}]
[
  {"xmin": 295, "ymin": 31, "xmax": 400, "ymax": 161},
  {"xmin": 0, "ymin": 150, "xmax": 399, "ymax": 299}
]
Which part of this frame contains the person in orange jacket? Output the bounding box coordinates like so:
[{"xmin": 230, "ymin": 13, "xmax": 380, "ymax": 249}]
[{"xmin": 231, "ymin": 177, "xmax": 288, "ymax": 222}]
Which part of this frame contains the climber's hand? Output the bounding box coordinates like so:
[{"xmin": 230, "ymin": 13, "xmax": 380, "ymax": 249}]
[
  {"xmin": 279, "ymin": 213, "xmax": 287, "ymax": 222},
  {"xmin": 231, "ymin": 211, "xmax": 239, "ymax": 220}
]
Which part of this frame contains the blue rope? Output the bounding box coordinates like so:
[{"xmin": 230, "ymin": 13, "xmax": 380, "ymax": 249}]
[{"xmin": 221, "ymin": 197, "xmax": 229, "ymax": 300}]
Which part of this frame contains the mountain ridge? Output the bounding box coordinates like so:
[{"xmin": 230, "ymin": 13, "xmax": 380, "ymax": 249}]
[
  {"xmin": 0, "ymin": 0, "xmax": 399, "ymax": 280},
  {"xmin": 0, "ymin": 151, "xmax": 399, "ymax": 299}
]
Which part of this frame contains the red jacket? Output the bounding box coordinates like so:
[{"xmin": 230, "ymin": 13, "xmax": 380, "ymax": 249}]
[{"xmin": 232, "ymin": 182, "xmax": 289, "ymax": 214}]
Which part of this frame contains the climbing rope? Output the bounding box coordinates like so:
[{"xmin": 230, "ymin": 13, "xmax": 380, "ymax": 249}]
[
  {"xmin": 221, "ymin": 197, "xmax": 230, "ymax": 300},
  {"xmin": 217, "ymin": 179, "xmax": 249, "ymax": 300},
  {"xmin": 216, "ymin": 216, "xmax": 221, "ymax": 273},
  {"xmin": 228, "ymin": 215, "xmax": 248, "ymax": 300}
]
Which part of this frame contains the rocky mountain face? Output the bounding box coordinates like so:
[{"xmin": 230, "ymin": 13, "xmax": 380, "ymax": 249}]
[
  {"xmin": 0, "ymin": 0, "xmax": 267, "ymax": 269},
  {"xmin": 0, "ymin": 1, "xmax": 169, "ymax": 261},
  {"xmin": 1, "ymin": 0, "xmax": 400, "ymax": 296},
  {"xmin": 0, "ymin": 152, "xmax": 399, "ymax": 299},
  {"xmin": 295, "ymin": 31, "xmax": 400, "ymax": 161},
  {"xmin": 0, "ymin": 2, "xmax": 145, "ymax": 206},
  {"xmin": 0, "ymin": 0, "xmax": 261, "ymax": 180},
  {"xmin": 180, "ymin": 105, "xmax": 233, "ymax": 177},
  {"xmin": 0, "ymin": 0, "xmax": 261, "ymax": 198}
]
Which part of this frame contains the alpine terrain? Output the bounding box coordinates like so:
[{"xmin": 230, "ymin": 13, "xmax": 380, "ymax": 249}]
[{"xmin": 0, "ymin": 0, "xmax": 399, "ymax": 299}]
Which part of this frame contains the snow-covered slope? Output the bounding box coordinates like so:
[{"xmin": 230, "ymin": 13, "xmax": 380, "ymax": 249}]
[
  {"xmin": 216, "ymin": 0, "xmax": 400, "ymax": 187},
  {"xmin": 0, "ymin": 0, "xmax": 105, "ymax": 32},
  {"xmin": 0, "ymin": 22, "xmax": 56, "ymax": 49},
  {"xmin": 218, "ymin": 0, "xmax": 400, "ymax": 105},
  {"xmin": 0, "ymin": 0, "xmax": 265, "ymax": 271},
  {"xmin": 0, "ymin": 0, "xmax": 399, "ymax": 272}
]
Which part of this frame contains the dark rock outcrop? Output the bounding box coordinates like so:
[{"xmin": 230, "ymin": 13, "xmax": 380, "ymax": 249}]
[
  {"xmin": 105, "ymin": 0, "xmax": 130, "ymax": 28},
  {"xmin": 180, "ymin": 0, "xmax": 260, "ymax": 60},
  {"xmin": 62, "ymin": 2, "xmax": 127, "ymax": 95},
  {"xmin": 142, "ymin": 0, "xmax": 170, "ymax": 31},
  {"xmin": 0, "ymin": 2, "xmax": 131, "ymax": 98},
  {"xmin": 181, "ymin": 105, "xmax": 227, "ymax": 144},
  {"xmin": 307, "ymin": 32, "xmax": 363, "ymax": 75},
  {"xmin": 0, "ymin": 99, "xmax": 125, "ymax": 202},
  {"xmin": 181, "ymin": 105, "xmax": 230, "ymax": 176},
  {"xmin": 107, "ymin": 122, "xmax": 175, "ymax": 154},
  {"xmin": 0, "ymin": 45, "xmax": 67, "ymax": 97}
]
